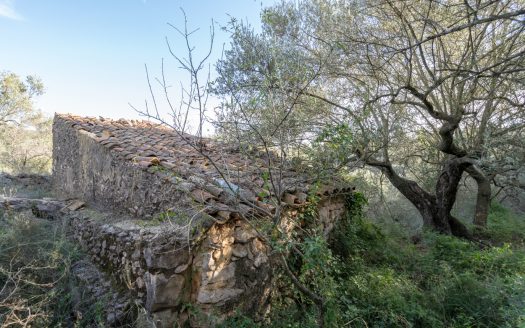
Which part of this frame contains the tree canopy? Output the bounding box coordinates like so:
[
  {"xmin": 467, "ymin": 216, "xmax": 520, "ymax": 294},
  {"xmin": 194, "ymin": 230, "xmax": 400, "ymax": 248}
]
[
  {"xmin": 0, "ymin": 71, "xmax": 44, "ymax": 127},
  {"xmin": 214, "ymin": 0, "xmax": 525, "ymax": 237},
  {"xmin": 0, "ymin": 72, "xmax": 50, "ymax": 174}
]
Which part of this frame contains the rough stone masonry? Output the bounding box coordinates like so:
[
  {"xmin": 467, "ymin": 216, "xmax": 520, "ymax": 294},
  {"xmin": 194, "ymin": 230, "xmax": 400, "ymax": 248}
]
[{"xmin": 53, "ymin": 114, "xmax": 351, "ymax": 326}]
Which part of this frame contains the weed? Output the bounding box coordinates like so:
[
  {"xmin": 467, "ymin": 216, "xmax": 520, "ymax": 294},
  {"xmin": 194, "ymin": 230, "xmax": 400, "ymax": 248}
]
[
  {"xmin": 0, "ymin": 211, "xmax": 113, "ymax": 327},
  {"xmin": 263, "ymin": 195, "xmax": 525, "ymax": 328}
]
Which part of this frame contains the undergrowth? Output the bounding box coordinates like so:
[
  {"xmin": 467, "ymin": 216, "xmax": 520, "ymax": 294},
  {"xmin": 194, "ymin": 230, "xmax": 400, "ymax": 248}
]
[
  {"xmin": 0, "ymin": 210, "xmax": 91, "ymax": 327},
  {"xmin": 223, "ymin": 195, "xmax": 525, "ymax": 328},
  {"xmin": 1, "ymin": 193, "xmax": 524, "ymax": 327}
]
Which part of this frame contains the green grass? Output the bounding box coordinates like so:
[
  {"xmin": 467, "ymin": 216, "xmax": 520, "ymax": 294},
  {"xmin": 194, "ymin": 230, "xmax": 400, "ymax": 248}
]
[
  {"xmin": 478, "ymin": 202, "xmax": 525, "ymax": 246},
  {"xmin": 2, "ymin": 197, "xmax": 524, "ymax": 328},
  {"xmin": 223, "ymin": 200, "xmax": 525, "ymax": 328}
]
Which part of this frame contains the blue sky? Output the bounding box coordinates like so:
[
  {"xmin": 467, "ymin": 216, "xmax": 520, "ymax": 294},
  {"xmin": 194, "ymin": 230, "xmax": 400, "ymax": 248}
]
[{"xmin": 0, "ymin": 0, "xmax": 276, "ymax": 122}]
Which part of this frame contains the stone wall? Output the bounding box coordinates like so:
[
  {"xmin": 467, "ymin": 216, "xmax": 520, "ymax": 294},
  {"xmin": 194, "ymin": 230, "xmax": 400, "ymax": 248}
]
[
  {"xmin": 68, "ymin": 194, "xmax": 347, "ymax": 326},
  {"xmin": 318, "ymin": 196, "xmax": 347, "ymax": 237},
  {"xmin": 53, "ymin": 117, "xmax": 189, "ymax": 217},
  {"xmin": 53, "ymin": 115, "xmax": 352, "ymax": 221},
  {"xmin": 69, "ymin": 211, "xmax": 272, "ymax": 327}
]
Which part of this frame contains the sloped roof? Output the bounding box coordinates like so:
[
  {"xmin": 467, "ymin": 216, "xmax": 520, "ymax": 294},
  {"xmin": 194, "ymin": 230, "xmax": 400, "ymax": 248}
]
[{"xmin": 55, "ymin": 114, "xmax": 351, "ymax": 222}]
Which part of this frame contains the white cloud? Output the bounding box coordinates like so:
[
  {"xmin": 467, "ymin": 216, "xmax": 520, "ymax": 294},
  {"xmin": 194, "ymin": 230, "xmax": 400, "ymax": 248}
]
[{"xmin": 0, "ymin": 0, "xmax": 23, "ymax": 20}]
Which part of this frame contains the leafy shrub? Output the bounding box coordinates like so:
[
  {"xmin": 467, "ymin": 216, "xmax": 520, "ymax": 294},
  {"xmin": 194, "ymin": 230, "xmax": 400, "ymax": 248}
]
[
  {"xmin": 0, "ymin": 121, "xmax": 52, "ymax": 175},
  {"xmin": 263, "ymin": 195, "xmax": 525, "ymax": 328}
]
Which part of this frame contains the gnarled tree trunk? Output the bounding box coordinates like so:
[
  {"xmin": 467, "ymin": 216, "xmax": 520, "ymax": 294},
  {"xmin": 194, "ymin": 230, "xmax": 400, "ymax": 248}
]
[
  {"xmin": 435, "ymin": 159, "xmax": 473, "ymax": 238},
  {"xmin": 466, "ymin": 166, "xmax": 491, "ymax": 227},
  {"xmin": 371, "ymin": 157, "xmax": 473, "ymax": 238}
]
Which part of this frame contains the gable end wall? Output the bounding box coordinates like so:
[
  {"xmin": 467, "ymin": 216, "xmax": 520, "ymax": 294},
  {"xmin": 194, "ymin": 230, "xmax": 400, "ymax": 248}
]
[{"xmin": 52, "ymin": 117, "xmax": 185, "ymax": 217}]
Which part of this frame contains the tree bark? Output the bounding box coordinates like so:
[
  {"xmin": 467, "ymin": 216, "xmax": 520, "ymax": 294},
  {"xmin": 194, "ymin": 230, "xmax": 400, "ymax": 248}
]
[
  {"xmin": 366, "ymin": 156, "xmax": 472, "ymax": 238},
  {"xmin": 434, "ymin": 158, "xmax": 471, "ymax": 234},
  {"xmin": 367, "ymin": 158, "xmax": 437, "ymax": 228},
  {"xmin": 466, "ymin": 166, "xmax": 491, "ymax": 227}
]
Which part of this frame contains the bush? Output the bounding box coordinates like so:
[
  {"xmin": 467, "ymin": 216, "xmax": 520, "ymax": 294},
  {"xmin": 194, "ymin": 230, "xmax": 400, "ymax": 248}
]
[
  {"xmin": 1, "ymin": 195, "xmax": 523, "ymax": 327},
  {"xmin": 263, "ymin": 196, "xmax": 525, "ymax": 328},
  {"xmin": 0, "ymin": 211, "xmax": 80, "ymax": 327}
]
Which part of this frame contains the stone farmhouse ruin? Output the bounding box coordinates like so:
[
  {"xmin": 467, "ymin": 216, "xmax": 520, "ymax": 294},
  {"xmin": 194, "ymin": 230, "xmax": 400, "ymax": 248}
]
[{"xmin": 53, "ymin": 114, "xmax": 351, "ymax": 326}]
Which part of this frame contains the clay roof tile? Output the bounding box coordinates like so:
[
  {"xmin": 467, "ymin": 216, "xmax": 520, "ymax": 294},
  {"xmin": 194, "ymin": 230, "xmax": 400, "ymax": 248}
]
[{"xmin": 55, "ymin": 113, "xmax": 351, "ymax": 221}]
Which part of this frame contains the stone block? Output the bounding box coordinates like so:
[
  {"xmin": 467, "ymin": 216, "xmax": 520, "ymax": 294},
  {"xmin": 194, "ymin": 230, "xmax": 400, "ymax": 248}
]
[
  {"xmin": 234, "ymin": 227, "xmax": 257, "ymax": 243},
  {"xmin": 143, "ymin": 247, "xmax": 189, "ymax": 270},
  {"xmin": 145, "ymin": 272, "xmax": 186, "ymax": 312},
  {"xmin": 197, "ymin": 288, "xmax": 244, "ymax": 304}
]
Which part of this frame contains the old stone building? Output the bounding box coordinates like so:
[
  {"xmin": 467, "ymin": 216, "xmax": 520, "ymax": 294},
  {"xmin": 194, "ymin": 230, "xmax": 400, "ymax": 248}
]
[{"xmin": 53, "ymin": 114, "xmax": 351, "ymax": 326}]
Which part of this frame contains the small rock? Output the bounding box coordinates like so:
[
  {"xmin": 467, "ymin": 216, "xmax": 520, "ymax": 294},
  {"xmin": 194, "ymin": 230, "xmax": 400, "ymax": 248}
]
[
  {"xmin": 106, "ymin": 312, "xmax": 117, "ymax": 324},
  {"xmin": 253, "ymin": 253, "xmax": 268, "ymax": 268},
  {"xmin": 136, "ymin": 276, "xmax": 145, "ymax": 289},
  {"xmin": 145, "ymin": 273, "xmax": 186, "ymax": 311},
  {"xmin": 174, "ymin": 262, "xmax": 189, "ymax": 274},
  {"xmin": 131, "ymin": 249, "xmax": 141, "ymax": 260},
  {"xmin": 232, "ymin": 244, "xmax": 248, "ymax": 258},
  {"xmin": 234, "ymin": 228, "xmax": 256, "ymax": 243}
]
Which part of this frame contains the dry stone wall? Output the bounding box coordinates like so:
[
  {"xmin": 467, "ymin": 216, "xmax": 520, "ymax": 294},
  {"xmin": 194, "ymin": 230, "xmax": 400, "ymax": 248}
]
[
  {"xmin": 69, "ymin": 211, "xmax": 272, "ymax": 327},
  {"xmin": 67, "ymin": 195, "xmax": 346, "ymax": 326},
  {"xmin": 53, "ymin": 118, "xmax": 188, "ymax": 217},
  {"xmin": 318, "ymin": 196, "xmax": 347, "ymax": 236}
]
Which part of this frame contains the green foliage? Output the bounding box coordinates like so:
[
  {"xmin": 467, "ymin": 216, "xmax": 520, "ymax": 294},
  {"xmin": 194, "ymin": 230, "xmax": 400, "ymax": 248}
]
[
  {"xmin": 0, "ymin": 119, "xmax": 52, "ymax": 174},
  {"xmin": 0, "ymin": 71, "xmax": 51, "ymax": 174},
  {"xmin": 0, "ymin": 210, "xmax": 135, "ymax": 327},
  {"xmin": 258, "ymin": 171, "xmax": 272, "ymax": 199},
  {"xmin": 310, "ymin": 123, "xmax": 355, "ymax": 169},
  {"xmin": 0, "ymin": 71, "xmax": 44, "ymax": 126},
  {"xmin": 213, "ymin": 15, "xmax": 333, "ymax": 172},
  {"xmin": 0, "ymin": 211, "xmax": 82, "ymax": 326},
  {"xmin": 218, "ymin": 311, "xmax": 259, "ymax": 328},
  {"xmin": 155, "ymin": 209, "xmax": 176, "ymax": 222},
  {"xmin": 482, "ymin": 202, "xmax": 525, "ymax": 245},
  {"xmin": 262, "ymin": 196, "xmax": 525, "ymax": 328}
]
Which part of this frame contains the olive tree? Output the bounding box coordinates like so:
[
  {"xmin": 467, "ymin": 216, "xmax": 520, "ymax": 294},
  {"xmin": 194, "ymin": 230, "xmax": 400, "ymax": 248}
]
[
  {"xmin": 133, "ymin": 13, "xmax": 347, "ymax": 325},
  {"xmin": 0, "ymin": 72, "xmax": 51, "ymax": 174},
  {"xmin": 214, "ymin": 0, "xmax": 525, "ymax": 237},
  {"xmin": 0, "ymin": 71, "xmax": 44, "ymax": 126}
]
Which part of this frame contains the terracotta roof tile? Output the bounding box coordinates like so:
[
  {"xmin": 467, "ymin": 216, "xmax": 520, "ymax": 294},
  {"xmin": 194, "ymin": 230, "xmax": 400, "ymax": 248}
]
[{"xmin": 55, "ymin": 114, "xmax": 352, "ymax": 221}]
